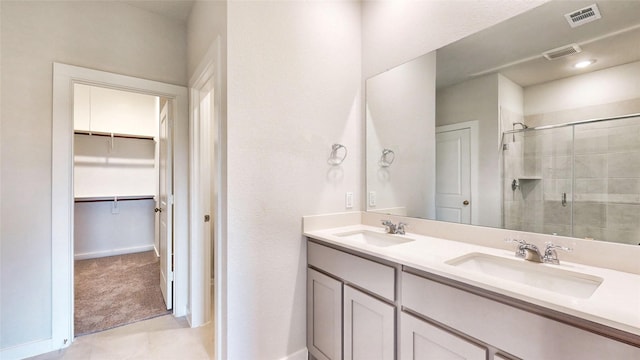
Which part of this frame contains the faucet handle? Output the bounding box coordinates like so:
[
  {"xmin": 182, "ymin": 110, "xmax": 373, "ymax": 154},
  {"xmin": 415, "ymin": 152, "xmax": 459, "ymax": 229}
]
[
  {"xmin": 543, "ymin": 242, "xmax": 572, "ymax": 264},
  {"xmin": 381, "ymin": 219, "xmax": 395, "ymax": 234},
  {"xmin": 396, "ymin": 222, "xmax": 408, "ymax": 235},
  {"xmin": 505, "ymin": 238, "xmax": 527, "ymax": 258}
]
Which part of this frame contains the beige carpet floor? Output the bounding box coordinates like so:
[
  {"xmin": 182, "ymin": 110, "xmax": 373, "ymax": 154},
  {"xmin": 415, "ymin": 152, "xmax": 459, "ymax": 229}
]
[{"xmin": 74, "ymin": 251, "xmax": 171, "ymax": 336}]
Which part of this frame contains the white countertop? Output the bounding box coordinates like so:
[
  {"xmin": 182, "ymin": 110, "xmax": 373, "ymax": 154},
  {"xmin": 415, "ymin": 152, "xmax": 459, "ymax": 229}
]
[{"xmin": 305, "ymin": 224, "xmax": 640, "ymax": 337}]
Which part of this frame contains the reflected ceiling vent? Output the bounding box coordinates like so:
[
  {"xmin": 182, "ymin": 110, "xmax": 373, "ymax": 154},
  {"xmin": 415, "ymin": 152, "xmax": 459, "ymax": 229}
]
[
  {"xmin": 564, "ymin": 4, "xmax": 602, "ymax": 28},
  {"xmin": 542, "ymin": 43, "xmax": 582, "ymax": 60}
]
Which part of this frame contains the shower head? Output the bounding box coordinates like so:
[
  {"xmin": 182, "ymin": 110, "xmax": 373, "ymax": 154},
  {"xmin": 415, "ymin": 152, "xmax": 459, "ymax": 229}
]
[{"xmin": 512, "ymin": 122, "xmax": 528, "ymax": 143}]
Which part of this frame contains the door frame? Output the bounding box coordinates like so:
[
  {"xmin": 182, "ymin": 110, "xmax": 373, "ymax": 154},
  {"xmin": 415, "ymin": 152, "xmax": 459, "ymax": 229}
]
[
  {"xmin": 189, "ymin": 36, "xmax": 227, "ymax": 359},
  {"xmin": 435, "ymin": 120, "xmax": 479, "ymax": 225},
  {"xmin": 52, "ymin": 63, "xmax": 188, "ymax": 347}
]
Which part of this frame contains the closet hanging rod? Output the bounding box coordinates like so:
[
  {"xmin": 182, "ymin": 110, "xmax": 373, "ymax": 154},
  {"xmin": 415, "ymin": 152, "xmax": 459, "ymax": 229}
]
[
  {"xmin": 74, "ymin": 195, "xmax": 155, "ymax": 203},
  {"xmin": 74, "ymin": 130, "xmax": 155, "ymax": 141}
]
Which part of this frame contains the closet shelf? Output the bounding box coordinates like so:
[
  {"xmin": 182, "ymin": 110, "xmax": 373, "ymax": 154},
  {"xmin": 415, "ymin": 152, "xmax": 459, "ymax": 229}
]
[
  {"xmin": 74, "ymin": 195, "xmax": 155, "ymax": 203},
  {"xmin": 74, "ymin": 130, "xmax": 155, "ymax": 141}
]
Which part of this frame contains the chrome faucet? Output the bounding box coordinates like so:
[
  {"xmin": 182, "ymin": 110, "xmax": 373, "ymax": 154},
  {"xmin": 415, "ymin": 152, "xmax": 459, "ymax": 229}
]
[
  {"xmin": 381, "ymin": 220, "xmax": 408, "ymax": 235},
  {"xmin": 521, "ymin": 243, "xmax": 543, "ymax": 263},
  {"xmin": 507, "ymin": 238, "xmax": 573, "ymax": 264},
  {"xmin": 506, "ymin": 238, "xmax": 543, "ymax": 263}
]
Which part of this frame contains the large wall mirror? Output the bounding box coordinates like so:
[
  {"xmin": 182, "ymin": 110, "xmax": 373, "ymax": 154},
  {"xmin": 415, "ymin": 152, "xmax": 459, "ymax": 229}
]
[{"xmin": 366, "ymin": 0, "xmax": 640, "ymax": 246}]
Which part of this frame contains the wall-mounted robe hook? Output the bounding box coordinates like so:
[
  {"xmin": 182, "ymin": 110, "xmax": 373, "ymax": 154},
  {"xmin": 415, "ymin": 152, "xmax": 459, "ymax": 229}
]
[
  {"xmin": 379, "ymin": 148, "xmax": 395, "ymax": 167},
  {"xmin": 327, "ymin": 144, "xmax": 347, "ymax": 165}
]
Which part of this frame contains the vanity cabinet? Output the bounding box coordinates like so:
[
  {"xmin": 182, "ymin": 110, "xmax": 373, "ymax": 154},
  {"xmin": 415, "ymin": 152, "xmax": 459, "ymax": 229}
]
[
  {"xmin": 402, "ymin": 270, "xmax": 640, "ymax": 360},
  {"xmin": 307, "ymin": 241, "xmax": 396, "ymax": 360},
  {"xmin": 306, "ymin": 238, "xmax": 640, "ymax": 360}
]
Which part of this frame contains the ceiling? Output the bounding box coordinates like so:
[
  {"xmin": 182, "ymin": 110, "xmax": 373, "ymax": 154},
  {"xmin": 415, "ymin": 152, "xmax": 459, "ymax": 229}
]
[
  {"xmin": 123, "ymin": 0, "xmax": 195, "ymax": 23},
  {"xmin": 436, "ymin": 0, "xmax": 640, "ymax": 89}
]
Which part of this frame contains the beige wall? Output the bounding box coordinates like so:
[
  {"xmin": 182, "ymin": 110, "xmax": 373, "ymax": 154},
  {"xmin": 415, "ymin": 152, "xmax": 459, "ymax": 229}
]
[
  {"xmin": 0, "ymin": 1, "xmax": 186, "ymax": 349},
  {"xmin": 367, "ymin": 52, "xmax": 436, "ymax": 219},
  {"xmin": 225, "ymin": 2, "xmax": 362, "ymax": 358},
  {"xmin": 187, "ymin": 0, "xmax": 226, "ymax": 80}
]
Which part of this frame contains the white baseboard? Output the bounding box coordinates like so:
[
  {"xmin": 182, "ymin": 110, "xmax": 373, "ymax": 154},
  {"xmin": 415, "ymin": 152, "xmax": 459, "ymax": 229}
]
[
  {"xmin": 74, "ymin": 244, "xmax": 155, "ymax": 260},
  {"xmin": 1, "ymin": 338, "xmax": 59, "ymax": 360},
  {"xmin": 279, "ymin": 348, "xmax": 308, "ymax": 360}
]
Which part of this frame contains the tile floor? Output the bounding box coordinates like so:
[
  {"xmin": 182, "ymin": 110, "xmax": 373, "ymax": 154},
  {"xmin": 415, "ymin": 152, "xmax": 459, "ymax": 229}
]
[{"xmin": 28, "ymin": 315, "xmax": 214, "ymax": 360}]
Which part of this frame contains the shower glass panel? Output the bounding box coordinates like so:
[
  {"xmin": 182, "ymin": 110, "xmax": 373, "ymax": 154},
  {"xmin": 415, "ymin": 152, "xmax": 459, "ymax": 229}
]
[
  {"xmin": 573, "ymin": 117, "xmax": 640, "ymax": 245},
  {"xmin": 502, "ymin": 115, "xmax": 640, "ymax": 245},
  {"xmin": 502, "ymin": 127, "xmax": 574, "ymax": 237}
]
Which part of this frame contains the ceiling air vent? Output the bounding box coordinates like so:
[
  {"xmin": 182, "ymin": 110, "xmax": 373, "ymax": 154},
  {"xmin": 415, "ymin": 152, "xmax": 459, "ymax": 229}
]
[
  {"xmin": 542, "ymin": 43, "xmax": 582, "ymax": 60},
  {"xmin": 564, "ymin": 4, "xmax": 602, "ymax": 28}
]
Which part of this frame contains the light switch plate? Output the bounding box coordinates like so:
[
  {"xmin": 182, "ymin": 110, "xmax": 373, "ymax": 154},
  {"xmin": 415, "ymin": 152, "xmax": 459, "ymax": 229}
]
[
  {"xmin": 345, "ymin": 192, "xmax": 353, "ymax": 208},
  {"xmin": 369, "ymin": 191, "xmax": 376, "ymax": 207}
]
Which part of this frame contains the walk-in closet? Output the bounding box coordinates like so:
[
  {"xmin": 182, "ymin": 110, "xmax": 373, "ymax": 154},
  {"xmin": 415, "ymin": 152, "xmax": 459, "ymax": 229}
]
[{"xmin": 73, "ymin": 84, "xmax": 169, "ymax": 335}]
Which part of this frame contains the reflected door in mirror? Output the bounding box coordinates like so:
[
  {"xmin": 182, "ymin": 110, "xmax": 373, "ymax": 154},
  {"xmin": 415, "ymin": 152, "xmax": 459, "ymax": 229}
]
[{"xmin": 436, "ymin": 128, "xmax": 471, "ymax": 223}]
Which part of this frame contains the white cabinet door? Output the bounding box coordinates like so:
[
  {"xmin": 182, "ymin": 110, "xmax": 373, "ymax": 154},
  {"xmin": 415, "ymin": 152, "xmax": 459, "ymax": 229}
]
[
  {"xmin": 73, "ymin": 84, "xmax": 158, "ymax": 137},
  {"xmin": 89, "ymin": 86, "xmax": 158, "ymax": 137},
  {"xmin": 401, "ymin": 312, "xmax": 486, "ymax": 360},
  {"xmin": 308, "ymin": 268, "xmax": 342, "ymax": 360},
  {"xmin": 344, "ymin": 285, "xmax": 395, "ymax": 360}
]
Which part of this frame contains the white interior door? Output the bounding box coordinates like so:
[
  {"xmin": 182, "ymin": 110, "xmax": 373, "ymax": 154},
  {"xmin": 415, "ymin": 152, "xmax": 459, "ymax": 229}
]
[
  {"xmin": 199, "ymin": 86, "xmax": 214, "ymax": 322},
  {"xmin": 435, "ymin": 128, "xmax": 471, "ymax": 224},
  {"xmin": 159, "ymin": 100, "xmax": 173, "ymax": 310}
]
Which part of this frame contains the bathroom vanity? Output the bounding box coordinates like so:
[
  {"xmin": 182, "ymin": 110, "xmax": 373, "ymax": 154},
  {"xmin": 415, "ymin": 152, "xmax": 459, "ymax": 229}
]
[{"xmin": 304, "ymin": 213, "xmax": 640, "ymax": 360}]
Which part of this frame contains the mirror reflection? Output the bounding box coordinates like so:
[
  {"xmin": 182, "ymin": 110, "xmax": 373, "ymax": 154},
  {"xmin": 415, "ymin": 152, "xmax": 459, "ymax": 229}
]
[{"xmin": 366, "ymin": 0, "xmax": 640, "ymax": 245}]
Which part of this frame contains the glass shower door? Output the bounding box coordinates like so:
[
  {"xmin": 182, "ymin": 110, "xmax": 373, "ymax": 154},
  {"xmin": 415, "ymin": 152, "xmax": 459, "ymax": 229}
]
[
  {"xmin": 539, "ymin": 126, "xmax": 574, "ymax": 237},
  {"xmin": 502, "ymin": 126, "xmax": 574, "ymax": 236},
  {"xmin": 573, "ymin": 117, "xmax": 640, "ymax": 244}
]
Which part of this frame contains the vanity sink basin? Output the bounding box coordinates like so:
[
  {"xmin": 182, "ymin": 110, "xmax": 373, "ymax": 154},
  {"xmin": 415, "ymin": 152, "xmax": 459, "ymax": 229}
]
[
  {"xmin": 446, "ymin": 252, "xmax": 603, "ymax": 298},
  {"xmin": 334, "ymin": 230, "xmax": 415, "ymax": 247}
]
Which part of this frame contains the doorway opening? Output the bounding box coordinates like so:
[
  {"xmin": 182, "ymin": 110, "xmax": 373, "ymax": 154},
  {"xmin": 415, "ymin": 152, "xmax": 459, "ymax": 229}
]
[
  {"xmin": 72, "ymin": 84, "xmax": 173, "ymax": 335},
  {"xmin": 52, "ymin": 63, "xmax": 189, "ymax": 348}
]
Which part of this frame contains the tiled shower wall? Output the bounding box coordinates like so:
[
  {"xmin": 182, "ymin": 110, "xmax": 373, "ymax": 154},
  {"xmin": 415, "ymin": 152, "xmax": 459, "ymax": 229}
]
[
  {"xmin": 503, "ymin": 116, "xmax": 640, "ymax": 245},
  {"xmin": 573, "ymin": 118, "xmax": 640, "ymax": 245}
]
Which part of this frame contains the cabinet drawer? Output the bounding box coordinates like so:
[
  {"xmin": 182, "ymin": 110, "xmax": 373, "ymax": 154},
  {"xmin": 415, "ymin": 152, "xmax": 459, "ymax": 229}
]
[
  {"xmin": 308, "ymin": 241, "xmax": 395, "ymax": 301},
  {"xmin": 402, "ymin": 271, "xmax": 640, "ymax": 359},
  {"xmin": 400, "ymin": 312, "xmax": 486, "ymax": 360}
]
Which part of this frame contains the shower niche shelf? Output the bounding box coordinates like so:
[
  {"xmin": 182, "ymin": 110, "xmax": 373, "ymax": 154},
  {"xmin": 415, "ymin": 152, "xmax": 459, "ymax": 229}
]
[{"xmin": 511, "ymin": 177, "xmax": 541, "ymax": 191}]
